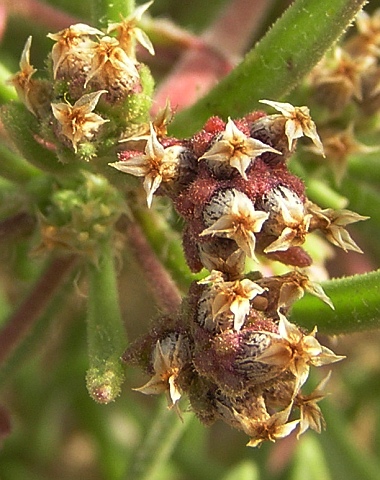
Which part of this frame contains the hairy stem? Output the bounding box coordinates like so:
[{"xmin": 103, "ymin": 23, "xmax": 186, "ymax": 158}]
[
  {"xmin": 86, "ymin": 239, "xmax": 127, "ymax": 404},
  {"xmin": 152, "ymin": 0, "xmax": 275, "ymax": 114},
  {"xmin": 290, "ymin": 269, "xmax": 380, "ymax": 334},
  {"xmin": 126, "ymin": 219, "xmax": 182, "ymax": 314},
  {"xmin": 170, "ymin": 0, "xmax": 367, "ymax": 137}
]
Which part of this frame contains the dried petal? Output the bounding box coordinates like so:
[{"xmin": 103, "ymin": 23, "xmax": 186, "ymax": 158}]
[{"xmin": 260, "ymin": 100, "xmax": 324, "ymax": 155}]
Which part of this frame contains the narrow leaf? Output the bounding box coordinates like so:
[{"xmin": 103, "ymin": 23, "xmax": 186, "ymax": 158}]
[{"xmin": 170, "ymin": 0, "xmax": 367, "ymax": 137}]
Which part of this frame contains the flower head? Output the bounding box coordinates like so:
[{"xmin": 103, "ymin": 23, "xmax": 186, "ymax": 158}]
[
  {"xmin": 263, "ymin": 186, "xmax": 312, "ymax": 253},
  {"xmin": 308, "ymin": 203, "xmax": 369, "ymax": 253},
  {"xmin": 295, "ymin": 371, "xmax": 331, "ymax": 438},
  {"xmin": 260, "ymin": 100, "xmax": 324, "ymax": 155},
  {"xmin": 134, "ymin": 334, "xmax": 186, "ymax": 407},
  {"xmin": 199, "ymin": 270, "xmax": 266, "ymax": 331},
  {"xmin": 51, "ymin": 90, "xmax": 109, "ymax": 153},
  {"xmin": 257, "ymin": 313, "xmax": 344, "ymax": 391},
  {"xmin": 84, "ymin": 36, "xmax": 139, "ymax": 90},
  {"xmin": 200, "ymin": 189, "xmax": 269, "ymax": 261},
  {"xmin": 199, "ymin": 118, "xmax": 281, "ymax": 179},
  {"xmin": 110, "ymin": 124, "xmax": 184, "ymax": 207},
  {"xmin": 235, "ymin": 403, "xmax": 300, "ymax": 448},
  {"xmin": 47, "ymin": 24, "xmax": 103, "ymax": 79}
]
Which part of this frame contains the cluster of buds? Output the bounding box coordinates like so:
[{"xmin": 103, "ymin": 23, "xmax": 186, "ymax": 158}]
[
  {"xmin": 115, "ymin": 100, "xmax": 367, "ymax": 446},
  {"xmin": 306, "ymin": 9, "xmax": 380, "ymax": 183},
  {"xmin": 10, "ymin": 2, "xmax": 155, "ymax": 160}
]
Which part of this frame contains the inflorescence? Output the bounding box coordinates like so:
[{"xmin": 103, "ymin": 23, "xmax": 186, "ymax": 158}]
[
  {"xmin": 7, "ymin": 3, "xmax": 374, "ymax": 447},
  {"xmin": 114, "ymin": 105, "xmax": 366, "ymax": 447}
]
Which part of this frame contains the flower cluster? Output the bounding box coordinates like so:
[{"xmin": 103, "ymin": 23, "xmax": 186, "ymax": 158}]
[
  {"xmin": 117, "ymin": 102, "xmax": 367, "ymax": 446},
  {"xmin": 306, "ymin": 9, "xmax": 380, "ymax": 184},
  {"xmin": 10, "ymin": 3, "xmax": 155, "ymax": 160}
]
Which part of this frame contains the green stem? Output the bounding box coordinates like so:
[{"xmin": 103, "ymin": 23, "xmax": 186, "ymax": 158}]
[
  {"xmin": 126, "ymin": 397, "xmax": 190, "ymax": 480},
  {"xmin": 86, "ymin": 240, "xmax": 127, "ymax": 404},
  {"xmin": 0, "ymin": 64, "xmax": 18, "ymax": 104},
  {"xmin": 0, "ymin": 142, "xmax": 40, "ymax": 184},
  {"xmin": 90, "ymin": 0, "xmax": 135, "ymax": 28},
  {"xmin": 132, "ymin": 205, "xmax": 204, "ymax": 291},
  {"xmin": 290, "ymin": 269, "xmax": 380, "ymax": 334},
  {"xmin": 170, "ymin": 0, "xmax": 367, "ymax": 137}
]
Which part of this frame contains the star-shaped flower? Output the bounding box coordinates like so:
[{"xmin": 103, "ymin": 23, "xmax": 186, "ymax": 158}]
[
  {"xmin": 307, "ymin": 124, "xmax": 380, "ymax": 185},
  {"xmin": 257, "ymin": 313, "xmax": 344, "ymax": 391},
  {"xmin": 307, "ymin": 203, "xmax": 369, "ymax": 253},
  {"xmin": 110, "ymin": 124, "xmax": 184, "ymax": 207},
  {"xmin": 51, "ymin": 90, "xmax": 109, "ymax": 153},
  {"xmin": 107, "ymin": 1, "xmax": 155, "ymax": 59},
  {"xmin": 277, "ymin": 270, "xmax": 334, "ymax": 310},
  {"xmin": 9, "ymin": 36, "xmax": 37, "ymax": 114},
  {"xmin": 295, "ymin": 371, "xmax": 331, "ymax": 438},
  {"xmin": 199, "ymin": 270, "xmax": 266, "ymax": 331},
  {"xmin": 200, "ymin": 189, "xmax": 269, "ymax": 261},
  {"xmin": 134, "ymin": 335, "xmax": 185, "ymax": 407},
  {"xmin": 260, "ymin": 100, "xmax": 324, "ymax": 155},
  {"xmin": 199, "ymin": 118, "xmax": 281, "ymax": 179},
  {"xmin": 47, "ymin": 24, "xmax": 103, "ymax": 79},
  {"xmin": 350, "ymin": 9, "xmax": 380, "ymax": 56},
  {"xmin": 234, "ymin": 403, "xmax": 300, "ymax": 447},
  {"xmin": 263, "ymin": 186, "xmax": 312, "ymax": 254}
]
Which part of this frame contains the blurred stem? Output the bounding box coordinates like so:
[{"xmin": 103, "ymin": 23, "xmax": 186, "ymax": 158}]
[
  {"xmin": 7, "ymin": 0, "xmax": 81, "ymax": 31},
  {"xmin": 0, "ymin": 64, "xmax": 18, "ymax": 104},
  {"xmin": 0, "ymin": 212, "xmax": 36, "ymax": 242},
  {"xmin": 125, "ymin": 219, "xmax": 182, "ymax": 313},
  {"xmin": 0, "ymin": 261, "xmax": 75, "ymax": 387},
  {"xmin": 132, "ymin": 205, "xmax": 204, "ymax": 291},
  {"xmin": 170, "ymin": 0, "xmax": 367, "ymax": 137},
  {"xmin": 290, "ymin": 269, "xmax": 380, "ymax": 334},
  {"xmin": 0, "ymin": 142, "xmax": 40, "ymax": 184},
  {"xmin": 321, "ymin": 400, "xmax": 380, "ymax": 480},
  {"xmin": 126, "ymin": 397, "xmax": 190, "ymax": 480},
  {"xmin": 0, "ymin": 254, "xmax": 78, "ymax": 367},
  {"xmin": 90, "ymin": 0, "xmax": 135, "ymax": 28},
  {"xmin": 86, "ymin": 239, "xmax": 127, "ymax": 404}
]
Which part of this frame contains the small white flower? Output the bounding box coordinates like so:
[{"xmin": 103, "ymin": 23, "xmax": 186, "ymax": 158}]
[
  {"xmin": 260, "ymin": 100, "xmax": 324, "ymax": 155},
  {"xmin": 110, "ymin": 124, "xmax": 184, "ymax": 207},
  {"xmin": 199, "ymin": 118, "xmax": 281, "ymax": 179},
  {"xmin": 200, "ymin": 189, "xmax": 269, "ymax": 261}
]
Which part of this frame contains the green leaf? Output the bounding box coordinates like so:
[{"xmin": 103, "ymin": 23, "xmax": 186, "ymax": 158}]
[
  {"xmin": 170, "ymin": 0, "xmax": 367, "ymax": 137},
  {"xmin": 290, "ymin": 270, "xmax": 380, "ymax": 334}
]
